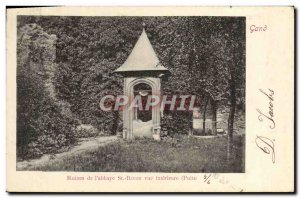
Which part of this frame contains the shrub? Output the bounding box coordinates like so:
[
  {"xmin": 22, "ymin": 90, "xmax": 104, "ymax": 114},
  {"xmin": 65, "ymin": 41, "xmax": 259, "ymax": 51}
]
[
  {"xmin": 161, "ymin": 111, "xmax": 192, "ymax": 136},
  {"xmin": 21, "ymin": 102, "xmax": 78, "ymax": 159},
  {"xmin": 74, "ymin": 124, "xmax": 99, "ymax": 138}
]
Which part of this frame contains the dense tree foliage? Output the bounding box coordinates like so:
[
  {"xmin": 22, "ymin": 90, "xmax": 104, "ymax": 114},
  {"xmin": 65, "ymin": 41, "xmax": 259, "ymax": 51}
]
[
  {"xmin": 17, "ymin": 24, "xmax": 78, "ymax": 159},
  {"xmin": 17, "ymin": 16, "xmax": 245, "ymax": 159}
]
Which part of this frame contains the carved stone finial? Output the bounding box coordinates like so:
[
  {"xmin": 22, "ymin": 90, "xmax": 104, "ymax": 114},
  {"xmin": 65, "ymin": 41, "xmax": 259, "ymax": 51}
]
[{"xmin": 142, "ymin": 22, "xmax": 146, "ymax": 28}]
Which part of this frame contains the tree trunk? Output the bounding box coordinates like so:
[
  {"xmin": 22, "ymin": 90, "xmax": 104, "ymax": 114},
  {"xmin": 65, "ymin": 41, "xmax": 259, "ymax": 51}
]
[
  {"xmin": 202, "ymin": 97, "xmax": 209, "ymax": 135},
  {"xmin": 227, "ymin": 80, "xmax": 236, "ymax": 161},
  {"xmin": 189, "ymin": 111, "xmax": 193, "ymax": 136},
  {"xmin": 211, "ymin": 99, "xmax": 217, "ymax": 136},
  {"xmin": 111, "ymin": 111, "xmax": 119, "ymax": 135}
]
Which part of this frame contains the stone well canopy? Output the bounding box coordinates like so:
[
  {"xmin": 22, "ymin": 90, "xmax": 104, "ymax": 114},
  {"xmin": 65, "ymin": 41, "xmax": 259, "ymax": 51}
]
[
  {"xmin": 114, "ymin": 28, "xmax": 169, "ymax": 74},
  {"xmin": 114, "ymin": 27, "xmax": 171, "ymax": 140}
]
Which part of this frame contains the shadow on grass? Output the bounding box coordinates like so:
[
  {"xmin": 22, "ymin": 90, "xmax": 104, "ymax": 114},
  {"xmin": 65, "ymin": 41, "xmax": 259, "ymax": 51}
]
[{"xmin": 31, "ymin": 135, "xmax": 245, "ymax": 173}]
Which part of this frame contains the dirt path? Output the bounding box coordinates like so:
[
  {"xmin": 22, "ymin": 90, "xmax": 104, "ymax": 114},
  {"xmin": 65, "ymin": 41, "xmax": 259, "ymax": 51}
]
[{"xmin": 17, "ymin": 136, "xmax": 118, "ymax": 171}]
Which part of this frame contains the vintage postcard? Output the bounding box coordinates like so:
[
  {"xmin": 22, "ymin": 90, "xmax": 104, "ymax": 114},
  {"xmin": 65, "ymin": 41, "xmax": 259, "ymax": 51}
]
[{"xmin": 6, "ymin": 6, "xmax": 294, "ymax": 192}]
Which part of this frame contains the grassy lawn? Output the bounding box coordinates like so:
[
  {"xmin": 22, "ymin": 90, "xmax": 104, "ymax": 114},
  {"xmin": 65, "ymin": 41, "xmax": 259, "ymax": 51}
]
[{"xmin": 32, "ymin": 135, "xmax": 244, "ymax": 173}]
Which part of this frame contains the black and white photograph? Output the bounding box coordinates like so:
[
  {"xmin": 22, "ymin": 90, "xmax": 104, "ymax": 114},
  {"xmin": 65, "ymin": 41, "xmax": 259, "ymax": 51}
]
[{"xmin": 16, "ymin": 16, "xmax": 246, "ymax": 173}]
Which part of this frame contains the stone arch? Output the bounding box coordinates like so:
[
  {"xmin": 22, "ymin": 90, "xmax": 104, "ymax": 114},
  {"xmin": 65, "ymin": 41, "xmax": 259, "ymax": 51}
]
[
  {"xmin": 132, "ymin": 83, "xmax": 152, "ymax": 122},
  {"xmin": 127, "ymin": 78, "xmax": 157, "ymax": 95},
  {"xmin": 123, "ymin": 77, "xmax": 161, "ymax": 139}
]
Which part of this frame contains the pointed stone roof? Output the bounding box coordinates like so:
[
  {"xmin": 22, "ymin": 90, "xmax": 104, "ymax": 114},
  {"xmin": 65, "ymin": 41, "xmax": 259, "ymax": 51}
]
[{"xmin": 115, "ymin": 29, "xmax": 169, "ymax": 73}]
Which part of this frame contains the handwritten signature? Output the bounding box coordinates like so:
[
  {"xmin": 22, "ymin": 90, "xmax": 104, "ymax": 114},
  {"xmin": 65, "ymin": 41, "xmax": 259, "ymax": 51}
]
[
  {"xmin": 255, "ymin": 135, "xmax": 275, "ymax": 163},
  {"xmin": 256, "ymin": 88, "xmax": 275, "ymax": 129},
  {"xmin": 255, "ymin": 88, "xmax": 275, "ymax": 163}
]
